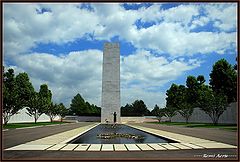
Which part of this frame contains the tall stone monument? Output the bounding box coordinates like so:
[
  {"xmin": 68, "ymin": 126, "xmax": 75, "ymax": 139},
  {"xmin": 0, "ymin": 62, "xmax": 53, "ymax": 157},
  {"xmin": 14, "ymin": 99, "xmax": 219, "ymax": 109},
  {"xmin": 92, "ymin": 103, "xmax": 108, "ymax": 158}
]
[{"xmin": 101, "ymin": 43, "xmax": 121, "ymax": 124}]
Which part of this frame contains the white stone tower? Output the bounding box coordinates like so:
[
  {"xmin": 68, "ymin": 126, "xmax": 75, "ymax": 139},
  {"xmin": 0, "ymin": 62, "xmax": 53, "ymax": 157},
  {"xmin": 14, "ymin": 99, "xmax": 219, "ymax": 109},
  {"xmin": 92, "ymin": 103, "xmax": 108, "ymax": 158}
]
[{"xmin": 101, "ymin": 43, "xmax": 121, "ymax": 124}]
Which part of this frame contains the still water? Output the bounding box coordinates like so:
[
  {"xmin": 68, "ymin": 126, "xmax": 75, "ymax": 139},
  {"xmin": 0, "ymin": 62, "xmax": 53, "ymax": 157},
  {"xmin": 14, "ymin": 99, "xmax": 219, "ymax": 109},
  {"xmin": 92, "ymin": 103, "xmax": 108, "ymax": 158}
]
[{"xmin": 68, "ymin": 124, "xmax": 177, "ymax": 144}]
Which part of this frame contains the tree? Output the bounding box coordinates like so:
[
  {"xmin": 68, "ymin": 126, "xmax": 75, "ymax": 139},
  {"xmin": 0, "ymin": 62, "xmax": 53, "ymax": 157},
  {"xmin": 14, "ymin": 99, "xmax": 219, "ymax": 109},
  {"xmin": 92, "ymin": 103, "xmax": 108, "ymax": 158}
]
[
  {"xmin": 69, "ymin": 93, "xmax": 89, "ymax": 115},
  {"xmin": 163, "ymin": 106, "xmax": 177, "ymax": 122},
  {"xmin": 198, "ymin": 87, "xmax": 228, "ymax": 125},
  {"xmin": 166, "ymin": 83, "xmax": 179, "ymax": 108},
  {"xmin": 166, "ymin": 84, "xmax": 194, "ymax": 124},
  {"xmin": 197, "ymin": 75, "xmax": 205, "ymax": 85},
  {"xmin": 151, "ymin": 105, "xmax": 165, "ymax": 122},
  {"xmin": 39, "ymin": 84, "xmax": 52, "ymax": 105},
  {"xmin": 209, "ymin": 59, "xmax": 237, "ymax": 103},
  {"xmin": 132, "ymin": 100, "xmax": 149, "ymax": 116},
  {"xmin": 38, "ymin": 84, "xmax": 53, "ymax": 121},
  {"xmin": 3, "ymin": 69, "xmax": 22, "ymax": 125},
  {"xmin": 58, "ymin": 103, "xmax": 68, "ymax": 122},
  {"xmin": 186, "ymin": 75, "xmax": 200, "ymax": 107},
  {"xmin": 177, "ymin": 85, "xmax": 194, "ymax": 124},
  {"xmin": 151, "ymin": 105, "xmax": 160, "ymax": 116},
  {"xmin": 15, "ymin": 72, "xmax": 35, "ymax": 107},
  {"xmin": 121, "ymin": 104, "xmax": 133, "ymax": 116},
  {"xmin": 26, "ymin": 92, "xmax": 46, "ymax": 123},
  {"xmin": 45, "ymin": 102, "xmax": 58, "ymax": 122}
]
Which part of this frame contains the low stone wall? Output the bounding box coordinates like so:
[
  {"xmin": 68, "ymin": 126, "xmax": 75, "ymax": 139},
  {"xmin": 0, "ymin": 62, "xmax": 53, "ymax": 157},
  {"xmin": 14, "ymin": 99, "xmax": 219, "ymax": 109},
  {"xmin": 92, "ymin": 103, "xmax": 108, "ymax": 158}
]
[
  {"xmin": 172, "ymin": 102, "xmax": 237, "ymax": 124},
  {"xmin": 63, "ymin": 116, "xmax": 101, "ymax": 122},
  {"xmin": 121, "ymin": 117, "xmax": 145, "ymax": 123},
  {"xmin": 77, "ymin": 116, "xmax": 101, "ymax": 122}
]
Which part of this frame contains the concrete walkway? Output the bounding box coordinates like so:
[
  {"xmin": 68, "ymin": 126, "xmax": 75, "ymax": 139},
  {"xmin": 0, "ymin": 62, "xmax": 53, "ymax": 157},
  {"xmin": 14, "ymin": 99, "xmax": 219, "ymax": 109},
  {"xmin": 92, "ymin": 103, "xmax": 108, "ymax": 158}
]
[
  {"xmin": 3, "ymin": 122, "xmax": 96, "ymax": 149},
  {"xmin": 5, "ymin": 123, "xmax": 236, "ymax": 152},
  {"xmin": 3, "ymin": 122, "xmax": 237, "ymax": 160},
  {"xmin": 131, "ymin": 123, "xmax": 237, "ymax": 145}
]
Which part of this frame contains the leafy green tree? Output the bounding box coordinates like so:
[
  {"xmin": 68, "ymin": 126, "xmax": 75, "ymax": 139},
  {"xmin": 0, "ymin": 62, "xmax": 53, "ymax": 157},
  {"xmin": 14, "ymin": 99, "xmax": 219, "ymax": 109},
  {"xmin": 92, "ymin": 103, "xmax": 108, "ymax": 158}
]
[
  {"xmin": 69, "ymin": 93, "xmax": 89, "ymax": 115},
  {"xmin": 166, "ymin": 83, "xmax": 179, "ymax": 108},
  {"xmin": 151, "ymin": 105, "xmax": 165, "ymax": 122},
  {"xmin": 197, "ymin": 75, "xmax": 205, "ymax": 85},
  {"xmin": 132, "ymin": 100, "xmax": 149, "ymax": 116},
  {"xmin": 198, "ymin": 87, "xmax": 228, "ymax": 125},
  {"xmin": 89, "ymin": 104, "xmax": 101, "ymax": 116},
  {"xmin": 3, "ymin": 69, "xmax": 22, "ymax": 125},
  {"xmin": 58, "ymin": 103, "xmax": 68, "ymax": 122},
  {"xmin": 209, "ymin": 59, "xmax": 237, "ymax": 103},
  {"xmin": 39, "ymin": 84, "xmax": 52, "ymax": 104},
  {"xmin": 176, "ymin": 85, "xmax": 194, "ymax": 124},
  {"xmin": 15, "ymin": 72, "xmax": 35, "ymax": 106},
  {"xmin": 163, "ymin": 106, "xmax": 177, "ymax": 122},
  {"xmin": 45, "ymin": 102, "xmax": 58, "ymax": 122},
  {"xmin": 151, "ymin": 105, "xmax": 160, "ymax": 116},
  {"xmin": 26, "ymin": 92, "xmax": 46, "ymax": 123},
  {"xmin": 121, "ymin": 104, "xmax": 133, "ymax": 116},
  {"xmin": 166, "ymin": 84, "xmax": 194, "ymax": 123}
]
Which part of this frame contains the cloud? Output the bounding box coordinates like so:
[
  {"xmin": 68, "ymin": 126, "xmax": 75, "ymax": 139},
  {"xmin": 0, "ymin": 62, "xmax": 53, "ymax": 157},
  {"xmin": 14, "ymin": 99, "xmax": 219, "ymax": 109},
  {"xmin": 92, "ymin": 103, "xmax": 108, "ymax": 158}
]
[
  {"xmin": 3, "ymin": 3, "xmax": 237, "ymax": 109},
  {"xmin": 4, "ymin": 3, "xmax": 237, "ymax": 59},
  {"xmin": 7, "ymin": 50, "xmax": 103, "ymax": 107},
  {"xmin": 205, "ymin": 4, "xmax": 237, "ymax": 32},
  {"xmin": 5, "ymin": 48, "xmax": 201, "ymax": 109},
  {"xmin": 121, "ymin": 50, "xmax": 202, "ymax": 89}
]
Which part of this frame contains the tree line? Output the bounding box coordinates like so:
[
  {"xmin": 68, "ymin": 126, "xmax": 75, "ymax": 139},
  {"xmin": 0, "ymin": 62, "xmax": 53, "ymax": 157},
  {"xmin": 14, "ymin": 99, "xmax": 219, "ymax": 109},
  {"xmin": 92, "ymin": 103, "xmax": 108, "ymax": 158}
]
[
  {"xmin": 68, "ymin": 93, "xmax": 101, "ymax": 116},
  {"xmin": 3, "ymin": 68, "xmax": 68, "ymax": 125},
  {"xmin": 153, "ymin": 59, "xmax": 237, "ymax": 125},
  {"xmin": 3, "ymin": 58, "xmax": 236, "ymax": 125},
  {"xmin": 3, "ymin": 68, "xmax": 102, "ymax": 125}
]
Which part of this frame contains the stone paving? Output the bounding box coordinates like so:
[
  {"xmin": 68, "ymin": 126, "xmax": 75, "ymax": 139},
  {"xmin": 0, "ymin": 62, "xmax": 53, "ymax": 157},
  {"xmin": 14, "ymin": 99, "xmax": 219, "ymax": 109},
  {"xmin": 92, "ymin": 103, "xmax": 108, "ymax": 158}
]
[{"xmin": 5, "ymin": 123, "xmax": 237, "ymax": 152}]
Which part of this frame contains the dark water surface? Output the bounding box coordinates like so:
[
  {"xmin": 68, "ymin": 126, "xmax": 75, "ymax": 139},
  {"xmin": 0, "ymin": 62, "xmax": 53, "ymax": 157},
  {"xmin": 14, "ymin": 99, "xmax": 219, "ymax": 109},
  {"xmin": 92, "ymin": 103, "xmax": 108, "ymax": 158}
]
[{"xmin": 68, "ymin": 124, "xmax": 177, "ymax": 144}]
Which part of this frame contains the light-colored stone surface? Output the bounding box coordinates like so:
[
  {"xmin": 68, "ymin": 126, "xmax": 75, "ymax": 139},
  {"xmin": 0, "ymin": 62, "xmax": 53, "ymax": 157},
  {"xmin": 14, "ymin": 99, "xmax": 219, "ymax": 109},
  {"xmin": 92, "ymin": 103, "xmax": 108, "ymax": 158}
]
[
  {"xmin": 88, "ymin": 144, "xmax": 102, "ymax": 151},
  {"xmin": 147, "ymin": 144, "xmax": 167, "ymax": 150},
  {"xmin": 126, "ymin": 124, "xmax": 215, "ymax": 143},
  {"xmin": 47, "ymin": 144, "xmax": 67, "ymax": 150},
  {"xmin": 194, "ymin": 142, "xmax": 237, "ymax": 149},
  {"xmin": 159, "ymin": 144, "xmax": 180, "ymax": 150},
  {"xmin": 101, "ymin": 43, "xmax": 121, "ymax": 124},
  {"xmin": 125, "ymin": 144, "xmax": 141, "ymax": 151},
  {"xmin": 169, "ymin": 143, "xmax": 192, "ymax": 149},
  {"xmin": 6, "ymin": 144, "xmax": 52, "ymax": 150},
  {"xmin": 101, "ymin": 144, "xmax": 114, "ymax": 151},
  {"xmin": 74, "ymin": 144, "xmax": 90, "ymax": 151},
  {"xmin": 114, "ymin": 144, "xmax": 128, "ymax": 151},
  {"xmin": 181, "ymin": 143, "xmax": 204, "ymax": 149},
  {"xmin": 136, "ymin": 144, "xmax": 154, "ymax": 150},
  {"xmin": 60, "ymin": 144, "xmax": 78, "ymax": 151},
  {"xmin": 26, "ymin": 123, "xmax": 98, "ymax": 145}
]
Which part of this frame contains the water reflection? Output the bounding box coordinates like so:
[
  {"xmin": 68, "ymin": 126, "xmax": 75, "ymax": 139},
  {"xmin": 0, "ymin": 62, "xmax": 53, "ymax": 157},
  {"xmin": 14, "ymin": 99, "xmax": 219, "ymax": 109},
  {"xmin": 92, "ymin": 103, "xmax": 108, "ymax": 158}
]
[{"xmin": 68, "ymin": 124, "xmax": 176, "ymax": 144}]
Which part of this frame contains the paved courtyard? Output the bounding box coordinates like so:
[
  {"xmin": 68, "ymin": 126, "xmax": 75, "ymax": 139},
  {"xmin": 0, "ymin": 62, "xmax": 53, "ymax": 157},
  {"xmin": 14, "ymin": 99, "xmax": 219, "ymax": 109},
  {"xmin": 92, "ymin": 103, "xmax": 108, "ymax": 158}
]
[{"xmin": 2, "ymin": 122, "xmax": 238, "ymax": 160}]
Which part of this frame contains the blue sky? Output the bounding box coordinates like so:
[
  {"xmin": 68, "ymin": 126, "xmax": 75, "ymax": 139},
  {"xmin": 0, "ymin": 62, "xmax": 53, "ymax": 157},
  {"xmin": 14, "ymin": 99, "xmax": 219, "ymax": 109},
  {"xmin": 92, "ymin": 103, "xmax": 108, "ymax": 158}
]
[{"xmin": 3, "ymin": 3, "xmax": 237, "ymax": 109}]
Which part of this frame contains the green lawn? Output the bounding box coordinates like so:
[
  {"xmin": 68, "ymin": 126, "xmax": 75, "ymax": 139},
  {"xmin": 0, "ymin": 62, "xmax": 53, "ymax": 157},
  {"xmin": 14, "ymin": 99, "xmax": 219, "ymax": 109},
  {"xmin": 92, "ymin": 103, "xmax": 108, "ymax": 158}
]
[
  {"xmin": 3, "ymin": 121, "xmax": 69, "ymax": 129},
  {"xmin": 149, "ymin": 122, "xmax": 237, "ymax": 131}
]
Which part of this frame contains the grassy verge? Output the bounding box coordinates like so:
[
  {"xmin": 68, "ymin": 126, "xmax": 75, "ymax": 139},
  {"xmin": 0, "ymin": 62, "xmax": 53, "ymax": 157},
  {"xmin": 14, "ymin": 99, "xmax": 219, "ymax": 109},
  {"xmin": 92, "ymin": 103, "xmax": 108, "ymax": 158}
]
[
  {"xmin": 148, "ymin": 122, "xmax": 237, "ymax": 131},
  {"xmin": 3, "ymin": 121, "xmax": 69, "ymax": 129}
]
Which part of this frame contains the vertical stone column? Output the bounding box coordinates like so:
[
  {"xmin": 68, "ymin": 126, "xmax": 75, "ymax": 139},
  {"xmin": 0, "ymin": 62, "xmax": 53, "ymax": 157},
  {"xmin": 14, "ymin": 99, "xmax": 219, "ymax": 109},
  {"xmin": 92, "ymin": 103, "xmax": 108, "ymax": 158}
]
[{"xmin": 101, "ymin": 43, "xmax": 121, "ymax": 124}]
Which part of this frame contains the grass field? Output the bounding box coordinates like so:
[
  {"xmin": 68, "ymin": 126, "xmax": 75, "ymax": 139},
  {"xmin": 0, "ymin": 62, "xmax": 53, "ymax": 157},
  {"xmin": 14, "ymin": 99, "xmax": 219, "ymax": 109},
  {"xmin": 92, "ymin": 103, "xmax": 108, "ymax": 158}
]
[
  {"xmin": 149, "ymin": 122, "xmax": 237, "ymax": 131},
  {"xmin": 3, "ymin": 121, "xmax": 69, "ymax": 129}
]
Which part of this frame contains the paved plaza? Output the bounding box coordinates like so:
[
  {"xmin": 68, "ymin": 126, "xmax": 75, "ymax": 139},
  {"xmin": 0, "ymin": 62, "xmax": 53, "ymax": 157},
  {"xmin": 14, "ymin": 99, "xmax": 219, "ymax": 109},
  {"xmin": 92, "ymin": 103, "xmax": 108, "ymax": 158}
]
[{"xmin": 2, "ymin": 122, "xmax": 238, "ymax": 160}]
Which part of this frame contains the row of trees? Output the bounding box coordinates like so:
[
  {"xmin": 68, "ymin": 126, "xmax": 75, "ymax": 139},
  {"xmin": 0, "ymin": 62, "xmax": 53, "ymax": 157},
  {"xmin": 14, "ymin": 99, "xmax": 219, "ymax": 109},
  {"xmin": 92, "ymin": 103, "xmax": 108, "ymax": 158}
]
[
  {"xmin": 160, "ymin": 59, "xmax": 236, "ymax": 125},
  {"xmin": 121, "ymin": 100, "xmax": 151, "ymax": 116},
  {"xmin": 3, "ymin": 68, "xmax": 68, "ymax": 124},
  {"xmin": 68, "ymin": 93, "xmax": 101, "ymax": 116}
]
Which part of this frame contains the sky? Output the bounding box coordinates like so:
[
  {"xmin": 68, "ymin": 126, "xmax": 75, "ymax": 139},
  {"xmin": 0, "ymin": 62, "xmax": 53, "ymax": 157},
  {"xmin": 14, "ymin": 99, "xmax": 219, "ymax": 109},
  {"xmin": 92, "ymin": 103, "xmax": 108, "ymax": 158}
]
[{"xmin": 3, "ymin": 3, "xmax": 237, "ymax": 110}]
